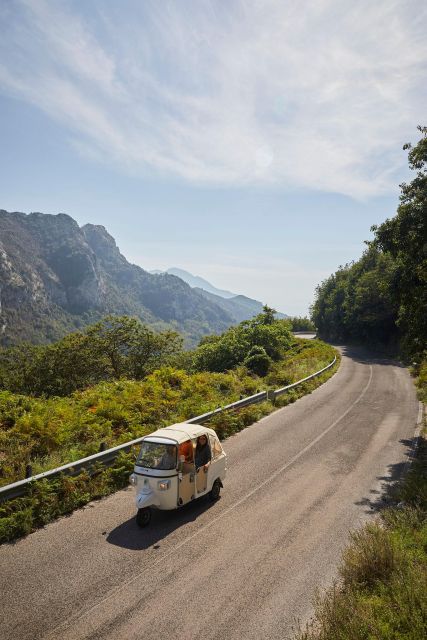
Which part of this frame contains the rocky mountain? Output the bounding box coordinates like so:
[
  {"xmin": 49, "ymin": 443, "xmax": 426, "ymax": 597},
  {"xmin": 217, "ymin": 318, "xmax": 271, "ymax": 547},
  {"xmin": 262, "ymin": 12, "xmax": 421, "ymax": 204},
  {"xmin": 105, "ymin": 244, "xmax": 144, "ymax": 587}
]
[{"xmin": 0, "ymin": 209, "xmax": 239, "ymax": 346}]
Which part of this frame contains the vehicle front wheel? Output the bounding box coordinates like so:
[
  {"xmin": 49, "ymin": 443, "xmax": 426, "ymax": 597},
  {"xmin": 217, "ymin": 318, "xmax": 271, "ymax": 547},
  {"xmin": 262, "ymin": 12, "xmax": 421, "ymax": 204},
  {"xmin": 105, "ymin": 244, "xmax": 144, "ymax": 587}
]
[
  {"xmin": 136, "ymin": 507, "xmax": 151, "ymax": 527},
  {"xmin": 209, "ymin": 479, "xmax": 221, "ymax": 502}
]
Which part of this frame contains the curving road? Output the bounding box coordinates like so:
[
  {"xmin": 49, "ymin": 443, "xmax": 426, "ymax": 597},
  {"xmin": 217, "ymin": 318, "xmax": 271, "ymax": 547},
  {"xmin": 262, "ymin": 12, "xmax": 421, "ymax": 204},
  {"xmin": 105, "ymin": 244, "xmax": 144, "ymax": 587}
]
[{"xmin": 0, "ymin": 346, "xmax": 420, "ymax": 640}]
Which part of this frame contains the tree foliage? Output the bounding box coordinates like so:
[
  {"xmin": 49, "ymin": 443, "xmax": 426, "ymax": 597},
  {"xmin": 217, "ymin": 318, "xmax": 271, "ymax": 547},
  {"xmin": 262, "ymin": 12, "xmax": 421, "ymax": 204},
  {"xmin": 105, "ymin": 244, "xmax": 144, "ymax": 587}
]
[
  {"xmin": 287, "ymin": 317, "xmax": 316, "ymax": 332},
  {"xmin": 311, "ymin": 126, "xmax": 427, "ymax": 360},
  {"xmin": 312, "ymin": 247, "xmax": 398, "ymax": 345},
  {"xmin": 371, "ymin": 126, "xmax": 427, "ymax": 358},
  {"xmin": 0, "ymin": 316, "xmax": 183, "ymax": 396},
  {"xmin": 194, "ymin": 306, "xmax": 292, "ymax": 373},
  {"xmin": 244, "ymin": 346, "xmax": 272, "ymax": 377},
  {"xmin": 0, "ymin": 309, "xmax": 294, "ymax": 396}
]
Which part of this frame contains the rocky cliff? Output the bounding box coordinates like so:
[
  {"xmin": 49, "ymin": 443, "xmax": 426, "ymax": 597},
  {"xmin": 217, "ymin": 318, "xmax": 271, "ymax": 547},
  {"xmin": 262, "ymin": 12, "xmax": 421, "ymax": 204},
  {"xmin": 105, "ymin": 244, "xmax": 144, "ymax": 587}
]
[{"xmin": 0, "ymin": 210, "xmax": 234, "ymax": 345}]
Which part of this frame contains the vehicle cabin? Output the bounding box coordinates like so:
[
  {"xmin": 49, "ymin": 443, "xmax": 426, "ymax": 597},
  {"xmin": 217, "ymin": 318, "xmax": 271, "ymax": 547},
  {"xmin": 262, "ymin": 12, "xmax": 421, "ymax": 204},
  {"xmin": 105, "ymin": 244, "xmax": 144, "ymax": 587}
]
[{"xmin": 130, "ymin": 422, "xmax": 227, "ymax": 526}]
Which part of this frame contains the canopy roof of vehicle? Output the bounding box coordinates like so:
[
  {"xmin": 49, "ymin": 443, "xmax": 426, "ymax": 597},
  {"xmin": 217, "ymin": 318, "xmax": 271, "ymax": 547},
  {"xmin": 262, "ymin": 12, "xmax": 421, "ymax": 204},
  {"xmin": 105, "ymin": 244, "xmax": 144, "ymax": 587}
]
[{"xmin": 143, "ymin": 422, "xmax": 217, "ymax": 445}]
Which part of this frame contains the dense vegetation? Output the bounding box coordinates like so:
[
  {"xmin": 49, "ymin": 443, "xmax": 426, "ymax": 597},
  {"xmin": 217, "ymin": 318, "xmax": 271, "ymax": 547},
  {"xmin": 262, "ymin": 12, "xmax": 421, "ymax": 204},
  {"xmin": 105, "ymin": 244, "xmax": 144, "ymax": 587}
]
[
  {"xmin": 0, "ymin": 316, "xmax": 183, "ymax": 397},
  {"xmin": 194, "ymin": 306, "xmax": 292, "ymax": 373},
  {"xmin": 0, "ymin": 310, "xmax": 332, "ymax": 484},
  {"xmin": 0, "ymin": 308, "xmax": 338, "ymax": 542},
  {"xmin": 311, "ymin": 126, "xmax": 426, "ymax": 363},
  {"xmin": 0, "ymin": 309, "xmax": 311, "ymax": 397},
  {"xmin": 287, "ymin": 317, "xmax": 316, "ymax": 332}
]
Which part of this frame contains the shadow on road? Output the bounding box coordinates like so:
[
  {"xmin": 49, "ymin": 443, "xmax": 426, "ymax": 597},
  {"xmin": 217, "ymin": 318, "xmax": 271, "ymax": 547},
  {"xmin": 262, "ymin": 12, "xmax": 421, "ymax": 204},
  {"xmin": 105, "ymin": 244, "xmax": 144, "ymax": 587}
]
[
  {"xmin": 106, "ymin": 496, "xmax": 217, "ymax": 550},
  {"xmin": 339, "ymin": 344, "xmax": 404, "ymax": 368},
  {"xmin": 355, "ymin": 435, "xmax": 421, "ymax": 514}
]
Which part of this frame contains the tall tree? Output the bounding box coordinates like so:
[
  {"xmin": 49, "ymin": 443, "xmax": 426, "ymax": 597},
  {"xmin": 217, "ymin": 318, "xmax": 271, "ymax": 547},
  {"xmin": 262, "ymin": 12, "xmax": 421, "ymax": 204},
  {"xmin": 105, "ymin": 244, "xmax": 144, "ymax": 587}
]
[
  {"xmin": 372, "ymin": 126, "xmax": 427, "ymax": 359},
  {"xmin": 86, "ymin": 316, "xmax": 183, "ymax": 379},
  {"xmin": 311, "ymin": 126, "xmax": 426, "ymax": 359}
]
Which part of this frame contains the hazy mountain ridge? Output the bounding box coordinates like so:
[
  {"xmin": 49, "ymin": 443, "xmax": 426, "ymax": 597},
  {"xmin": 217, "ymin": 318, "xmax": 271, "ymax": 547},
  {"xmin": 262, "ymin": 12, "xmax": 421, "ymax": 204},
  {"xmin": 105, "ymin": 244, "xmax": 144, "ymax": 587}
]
[
  {"xmin": 151, "ymin": 267, "xmax": 288, "ymax": 322},
  {"xmin": 194, "ymin": 288, "xmax": 277, "ymax": 323},
  {"xmin": 0, "ymin": 210, "xmax": 236, "ymax": 345},
  {"xmin": 163, "ymin": 268, "xmax": 236, "ymax": 298}
]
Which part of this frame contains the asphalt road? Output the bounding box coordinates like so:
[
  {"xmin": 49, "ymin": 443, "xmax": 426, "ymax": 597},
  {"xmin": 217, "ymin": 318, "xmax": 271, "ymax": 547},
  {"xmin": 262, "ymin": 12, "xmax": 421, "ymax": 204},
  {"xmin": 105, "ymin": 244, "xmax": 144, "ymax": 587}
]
[{"xmin": 0, "ymin": 346, "xmax": 419, "ymax": 640}]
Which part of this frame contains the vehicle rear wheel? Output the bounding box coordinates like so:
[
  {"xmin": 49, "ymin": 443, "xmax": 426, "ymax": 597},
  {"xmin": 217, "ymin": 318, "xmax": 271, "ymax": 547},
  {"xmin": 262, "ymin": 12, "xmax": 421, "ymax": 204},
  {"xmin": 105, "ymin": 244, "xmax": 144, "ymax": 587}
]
[
  {"xmin": 136, "ymin": 507, "xmax": 151, "ymax": 527},
  {"xmin": 209, "ymin": 479, "xmax": 221, "ymax": 502}
]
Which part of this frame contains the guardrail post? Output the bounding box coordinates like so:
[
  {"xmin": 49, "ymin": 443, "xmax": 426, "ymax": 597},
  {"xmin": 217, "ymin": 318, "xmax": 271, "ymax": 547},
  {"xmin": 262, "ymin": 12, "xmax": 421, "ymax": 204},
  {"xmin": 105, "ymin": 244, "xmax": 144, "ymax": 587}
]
[
  {"xmin": 25, "ymin": 464, "xmax": 32, "ymax": 479},
  {"xmin": 267, "ymin": 390, "xmax": 276, "ymax": 404},
  {"xmin": 99, "ymin": 442, "xmax": 107, "ymax": 452}
]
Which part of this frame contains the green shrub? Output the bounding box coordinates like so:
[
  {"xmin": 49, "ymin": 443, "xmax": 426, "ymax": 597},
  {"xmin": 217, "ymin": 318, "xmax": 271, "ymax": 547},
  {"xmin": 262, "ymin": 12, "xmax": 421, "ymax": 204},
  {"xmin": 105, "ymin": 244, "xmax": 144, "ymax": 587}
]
[
  {"xmin": 194, "ymin": 307, "xmax": 292, "ymax": 372},
  {"xmin": 340, "ymin": 523, "xmax": 404, "ymax": 589},
  {"xmin": 0, "ymin": 507, "xmax": 33, "ymax": 543},
  {"xmin": 244, "ymin": 346, "xmax": 272, "ymax": 376},
  {"xmin": 0, "ymin": 452, "xmax": 134, "ymax": 544},
  {"xmin": 298, "ymin": 520, "xmax": 427, "ymax": 640}
]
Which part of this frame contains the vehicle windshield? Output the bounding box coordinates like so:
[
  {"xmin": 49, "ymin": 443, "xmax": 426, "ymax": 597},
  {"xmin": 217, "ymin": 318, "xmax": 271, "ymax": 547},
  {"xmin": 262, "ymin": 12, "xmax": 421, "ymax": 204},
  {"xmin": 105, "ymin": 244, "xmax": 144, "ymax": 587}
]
[{"xmin": 136, "ymin": 441, "xmax": 177, "ymax": 470}]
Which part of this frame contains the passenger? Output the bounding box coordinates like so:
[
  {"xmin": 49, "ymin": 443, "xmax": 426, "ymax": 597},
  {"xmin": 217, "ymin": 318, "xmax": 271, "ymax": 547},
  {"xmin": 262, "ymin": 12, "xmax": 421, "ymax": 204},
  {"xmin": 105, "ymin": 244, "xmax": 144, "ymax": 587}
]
[
  {"xmin": 178, "ymin": 439, "xmax": 193, "ymax": 463},
  {"xmin": 156, "ymin": 445, "xmax": 176, "ymax": 470},
  {"xmin": 195, "ymin": 434, "xmax": 211, "ymax": 470}
]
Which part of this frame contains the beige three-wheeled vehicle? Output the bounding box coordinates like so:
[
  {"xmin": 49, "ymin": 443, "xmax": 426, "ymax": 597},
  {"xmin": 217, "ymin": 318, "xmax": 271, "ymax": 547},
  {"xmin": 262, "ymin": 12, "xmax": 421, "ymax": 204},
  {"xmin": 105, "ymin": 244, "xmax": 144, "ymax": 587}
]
[{"xmin": 129, "ymin": 422, "xmax": 227, "ymax": 527}]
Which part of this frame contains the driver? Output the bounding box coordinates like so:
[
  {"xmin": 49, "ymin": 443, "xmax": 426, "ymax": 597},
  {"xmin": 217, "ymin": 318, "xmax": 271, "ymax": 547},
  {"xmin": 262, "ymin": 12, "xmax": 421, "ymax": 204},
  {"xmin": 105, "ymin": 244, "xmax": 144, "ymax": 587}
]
[{"xmin": 156, "ymin": 445, "xmax": 176, "ymax": 470}]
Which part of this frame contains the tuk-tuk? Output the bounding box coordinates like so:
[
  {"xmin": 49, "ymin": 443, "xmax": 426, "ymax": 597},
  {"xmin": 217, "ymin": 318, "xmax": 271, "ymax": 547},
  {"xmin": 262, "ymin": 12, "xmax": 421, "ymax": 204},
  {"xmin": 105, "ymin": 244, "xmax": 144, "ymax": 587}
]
[{"xmin": 129, "ymin": 422, "xmax": 227, "ymax": 527}]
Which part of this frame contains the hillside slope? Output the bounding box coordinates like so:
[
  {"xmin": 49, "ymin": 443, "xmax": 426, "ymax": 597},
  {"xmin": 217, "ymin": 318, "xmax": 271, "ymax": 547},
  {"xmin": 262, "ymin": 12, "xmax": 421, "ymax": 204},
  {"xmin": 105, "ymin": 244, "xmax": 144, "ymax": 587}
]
[{"xmin": 0, "ymin": 210, "xmax": 235, "ymax": 345}]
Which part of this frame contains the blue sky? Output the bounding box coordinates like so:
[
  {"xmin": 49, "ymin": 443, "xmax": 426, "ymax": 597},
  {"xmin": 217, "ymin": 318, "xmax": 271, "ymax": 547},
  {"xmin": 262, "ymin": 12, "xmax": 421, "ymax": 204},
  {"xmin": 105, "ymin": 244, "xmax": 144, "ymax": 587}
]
[{"xmin": 0, "ymin": 1, "xmax": 426, "ymax": 315}]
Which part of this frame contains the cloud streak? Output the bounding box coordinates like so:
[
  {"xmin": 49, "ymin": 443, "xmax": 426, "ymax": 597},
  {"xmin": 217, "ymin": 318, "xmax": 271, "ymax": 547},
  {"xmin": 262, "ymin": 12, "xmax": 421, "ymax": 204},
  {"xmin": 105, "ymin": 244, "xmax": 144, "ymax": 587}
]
[{"xmin": 0, "ymin": 0, "xmax": 426, "ymax": 197}]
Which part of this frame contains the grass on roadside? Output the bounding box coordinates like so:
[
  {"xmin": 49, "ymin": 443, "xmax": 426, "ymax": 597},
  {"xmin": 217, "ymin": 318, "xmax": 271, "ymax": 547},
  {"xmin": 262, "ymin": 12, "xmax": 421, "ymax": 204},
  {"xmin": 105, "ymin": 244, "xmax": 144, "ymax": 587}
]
[{"xmin": 0, "ymin": 452, "xmax": 134, "ymax": 544}]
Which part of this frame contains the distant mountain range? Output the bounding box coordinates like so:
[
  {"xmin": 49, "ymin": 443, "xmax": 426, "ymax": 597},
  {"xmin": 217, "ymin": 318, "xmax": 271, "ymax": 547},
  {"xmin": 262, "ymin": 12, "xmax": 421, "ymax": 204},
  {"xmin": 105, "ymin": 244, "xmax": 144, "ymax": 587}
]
[
  {"xmin": 0, "ymin": 210, "xmax": 287, "ymax": 346},
  {"xmin": 152, "ymin": 268, "xmax": 288, "ymax": 323},
  {"xmin": 153, "ymin": 268, "xmax": 237, "ymax": 298}
]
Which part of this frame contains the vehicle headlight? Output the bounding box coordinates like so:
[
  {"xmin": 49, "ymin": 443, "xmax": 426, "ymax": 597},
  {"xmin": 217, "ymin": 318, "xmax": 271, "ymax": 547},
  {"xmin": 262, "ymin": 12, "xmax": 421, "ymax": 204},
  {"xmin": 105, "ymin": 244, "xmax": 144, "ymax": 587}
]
[
  {"xmin": 129, "ymin": 473, "xmax": 137, "ymax": 486},
  {"xmin": 158, "ymin": 479, "xmax": 170, "ymax": 491}
]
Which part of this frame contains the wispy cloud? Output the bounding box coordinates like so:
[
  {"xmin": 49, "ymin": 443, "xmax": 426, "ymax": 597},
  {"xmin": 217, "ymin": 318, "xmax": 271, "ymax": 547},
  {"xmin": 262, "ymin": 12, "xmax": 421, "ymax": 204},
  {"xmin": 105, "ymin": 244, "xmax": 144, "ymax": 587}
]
[{"xmin": 1, "ymin": 0, "xmax": 426, "ymax": 197}]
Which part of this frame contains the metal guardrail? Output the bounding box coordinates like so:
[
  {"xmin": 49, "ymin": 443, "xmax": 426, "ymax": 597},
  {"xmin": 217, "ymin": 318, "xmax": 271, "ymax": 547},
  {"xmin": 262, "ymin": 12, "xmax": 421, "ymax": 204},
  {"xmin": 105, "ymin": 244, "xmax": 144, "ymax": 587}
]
[
  {"xmin": 274, "ymin": 357, "xmax": 337, "ymax": 396},
  {"xmin": 0, "ymin": 356, "xmax": 336, "ymax": 503},
  {"xmin": 291, "ymin": 331, "xmax": 317, "ymax": 341}
]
